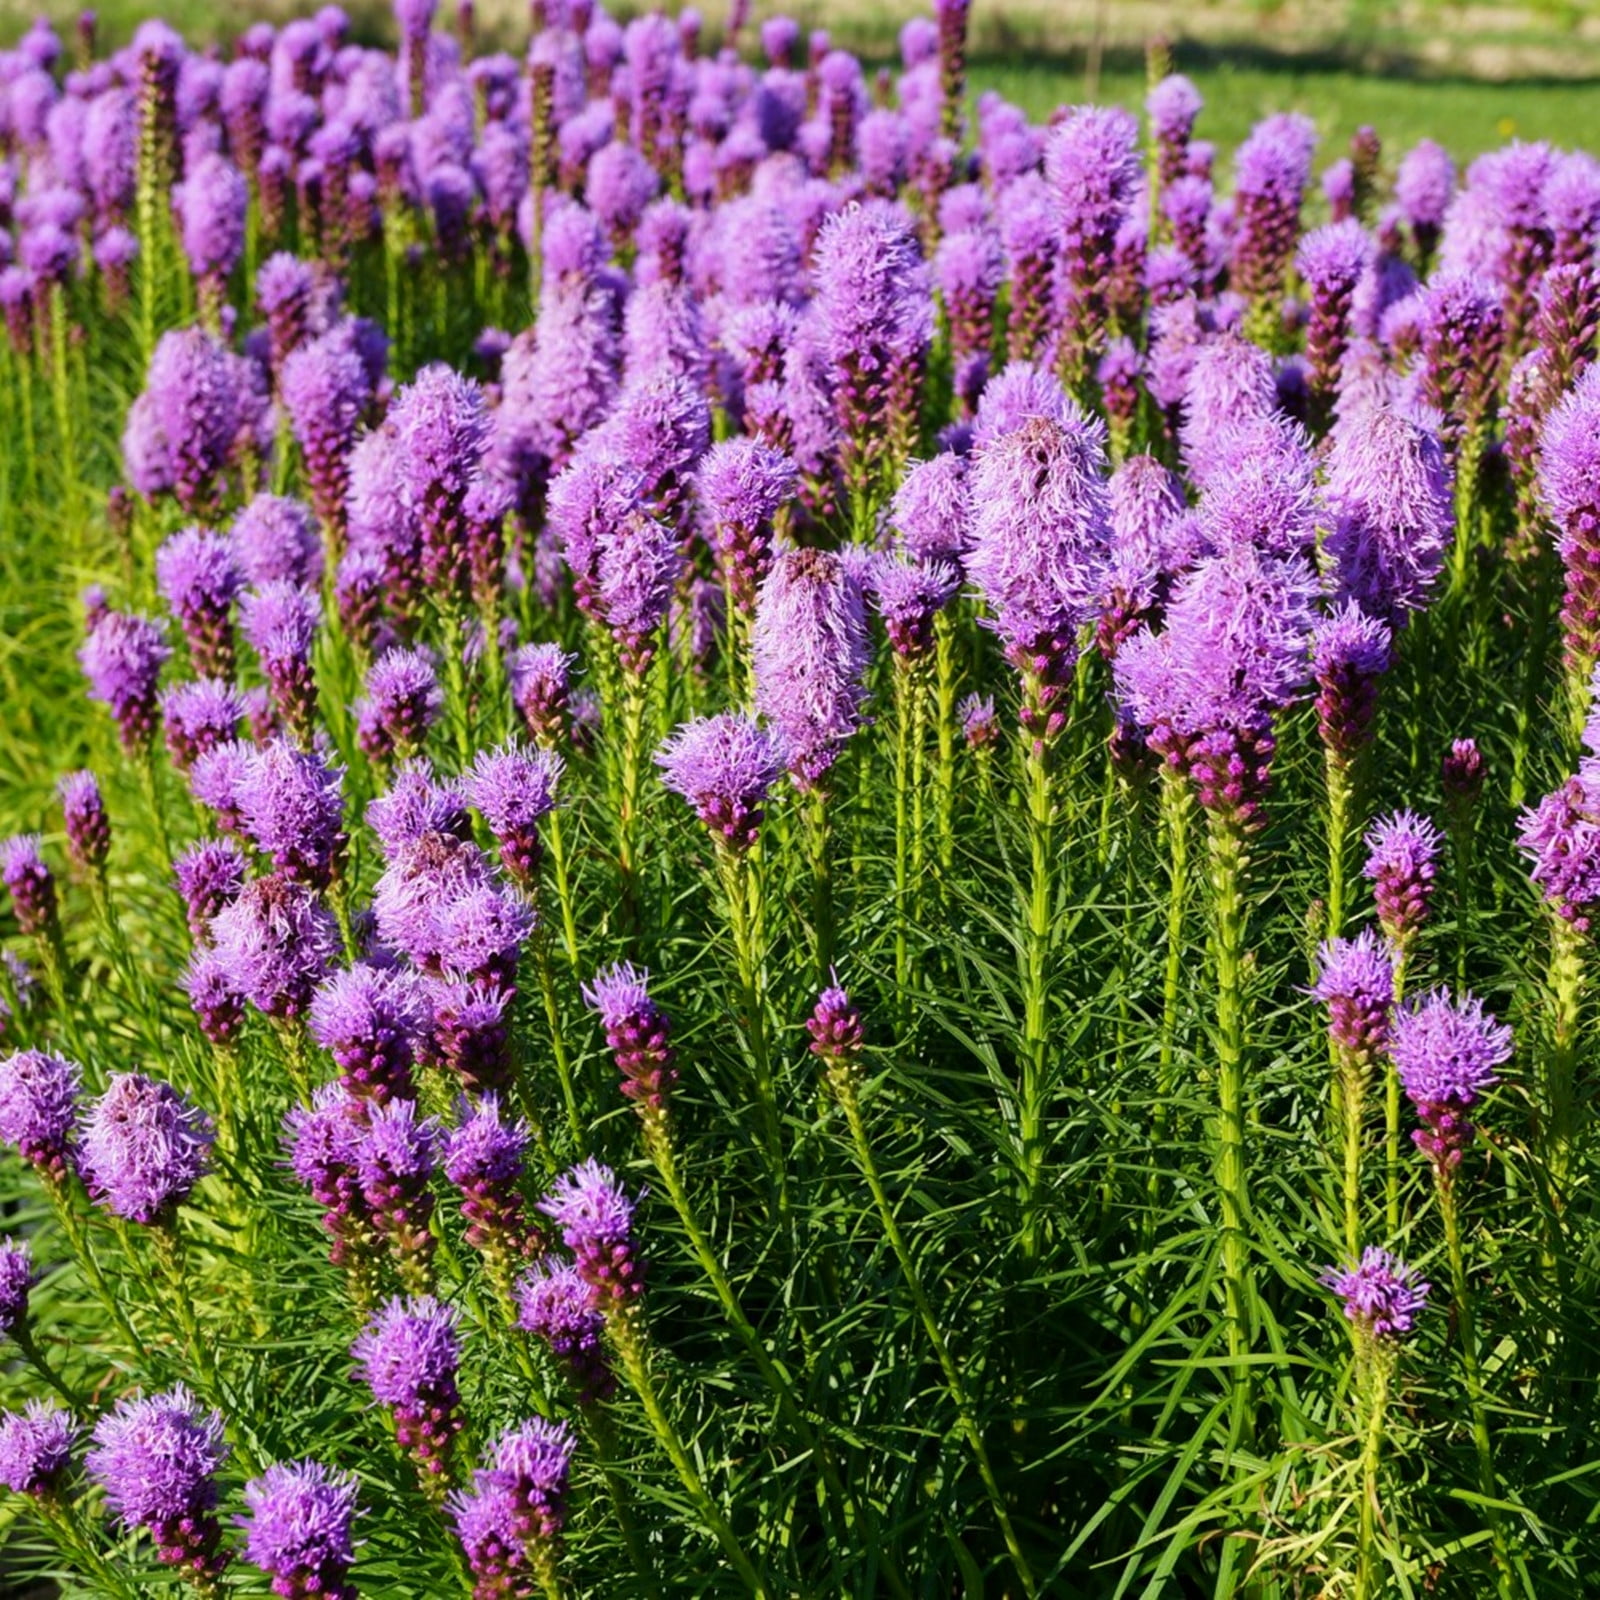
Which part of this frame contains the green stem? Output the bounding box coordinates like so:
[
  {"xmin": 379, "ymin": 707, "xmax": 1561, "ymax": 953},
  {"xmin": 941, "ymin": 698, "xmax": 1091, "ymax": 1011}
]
[
  {"xmin": 1207, "ymin": 811, "xmax": 1254, "ymax": 1444},
  {"xmin": 607, "ymin": 1311, "xmax": 769, "ymax": 1594},
  {"xmin": 1339, "ymin": 1049, "xmax": 1371, "ymax": 1262},
  {"xmin": 1439, "ymin": 1178, "xmax": 1517, "ymax": 1598},
  {"xmin": 836, "ymin": 1079, "xmax": 1037, "ymax": 1598},
  {"xmin": 1354, "ymin": 1345, "xmax": 1393, "ymax": 1600},
  {"xmin": 543, "ymin": 804, "xmax": 582, "ymax": 974},
  {"xmin": 14, "ymin": 1324, "xmax": 84, "ymax": 1408},
  {"xmin": 934, "ymin": 613, "xmax": 959, "ymax": 870},
  {"xmin": 1018, "ymin": 723, "xmax": 1053, "ymax": 1256},
  {"xmin": 803, "ymin": 785, "xmax": 834, "ymax": 980},
  {"xmin": 48, "ymin": 1184, "xmax": 150, "ymax": 1363}
]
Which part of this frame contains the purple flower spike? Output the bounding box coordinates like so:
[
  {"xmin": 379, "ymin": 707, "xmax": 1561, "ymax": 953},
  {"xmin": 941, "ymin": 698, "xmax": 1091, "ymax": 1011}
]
[
  {"xmin": 1443, "ymin": 739, "xmax": 1485, "ymax": 814},
  {"xmin": 87, "ymin": 1386, "xmax": 230, "ymax": 1578},
  {"xmin": 597, "ymin": 508, "xmax": 682, "ymax": 676},
  {"xmin": 80, "ymin": 611, "xmax": 171, "ymax": 750},
  {"xmin": 656, "ymin": 714, "xmax": 780, "ymax": 853},
  {"xmin": 1314, "ymin": 930, "xmax": 1395, "ymax": 1061},
  {"xmin": 0, "ymin": 1401, "xmax": 75, "ymax": 1497},
  {"xmin": 427, "ymin": 979, "xmax": 514, "ymax": 1096},
  {"xmin": 162, "ymin": 679, "xmax": 245, "ymax": 771},
  {"xmin": 1312, "ymin": 604, "xmax": 1392, "ymax": 762},
  {"xmin": 1363, "ymin": 810, "xmax": 1441, "ymax": 951},
  {"xmin": 241, "ymin": 1460, "xmax": 361, "ymax": 1600},
  {"xmin": 1519, "ymin": 761, "xmax": 1600, "ymax": 931},
  {"xmin": 174, "ymin": 839, "xmax": 249, "ymax": 945},
  {"xmin": 871, "ymin": 555, "xmax": 961, "ymax": 659},
  {"xmin": 185, "ymin": 951, "xmax": 248, "ymax": 1047},
  {"xmin": 241, "ymin": 582, "xmax": 322, "ymax": 745},
  {"xmin": 462, "ymin": 745, "xmax": 562, "ymax": 886},
  {"xmin": 450, "ymin": 1418, "xmax": 577, "ymax": 1591},
  {"xmin": 508, "ymin": 645, "xmax": 575, "ymax": 748},
  {"xmin": 140, "ymin": 327, "xmax": 246, "ymax": 518},
  {"xmin": 752, "ymin": 547, "xmax": 870, "ymax": 791},
  {"xmin": 813, "ymin": 200, "xmax": 934, "ymax": 502},
  {"xmin": 695, "ymin": 438, "xmax": 796, "ymax": 614},
  {"xmin": 80, "ymin": 1073, "xmax": 213, "ymax": 1226},
  {"xmin": 1297, "ymin": 219, "xmax": 1373, "ymax": 412},
  {"xmin": 583, "ymin": 963, "xmax": 677, "ymax": 1119},
  {"xmin": 539, "ymin": 1158, "xmax": 644, "ymax": 1309},
  {"xmin": 806, "ymin": 984, "xmax": 864, "ymax": 1079},
  {"xmin": 0, "ymin": 1049, "xmax": 79, "ymax": 1179},
  {"xmin": 178, "ymin": 151, "xmax": 248, "ymax": 292},
  {"xmin": 1230, "ymin": 111, "xmax": 1317, "ymax": 311},
  {"xmin": 310, "ymin": 965, "xmax": 427, "ymax": 1104},
  {"xmin": 356, "ymin": 1099, "xmax": 438, "ymax": 1290},
  {"xmin": 443, "ymin": 1094, "xmax": 530, "ymax": 1262},
  {"xmin": 517, "ymin": 1259, "xmax": 612, "ymax": 1402},
  {"xmin": 1390, "ymin": 988, "xmax": 1511, "ymax": 1171},
  {"xmin": 282, "ymin": 324, "xmax": 375, "ymax": 547},
  {"xmin": 967, "ymin": 411, "xmax": 1111, "ymax": 741},
  {"xmin": 351, "ymin": 1296, "xmax": 463, "ymax": 1486},
  {"xmin": 232, "ymin": 495, "xmax": 324, "ymax": 590},
  {"xmin": 58, "ymin": 771, "xmax": 111, "ymax": 873},
  {"xmin": 0, "ymin": 1237, "xmax": 33, "ymax": 1341},
  {"xmin": 890, "ymin": 451, "xmax": 972, "ymax": 568},
  {"xmin": 1540, "ymin": 367, "xmax": 1600, "ymax": 675},
  {"xmin": 1322, "ymin": 1248, "xmax": 1428, "ymax": 1341},
  {"xmin": 2, "ymin": 837, "xmax": 56, "ymax": 940},
  {"xmin": 237, "ymin": 738, "xmax": 347, "ymax": 889},
  {"xmin": 209, "ymin": 872, "xmax": 341, "ymax": 1021},
  {"xmin": 285, "ymin": 1084, "xmax": 373, "ymax": 1272},
  {"xmin": 155, "ymin": 528, "xmax": 245, "ymax": 679},
  {"xmin": 357, "ymin": 648, "xmax": 443, "ymax": 765}
]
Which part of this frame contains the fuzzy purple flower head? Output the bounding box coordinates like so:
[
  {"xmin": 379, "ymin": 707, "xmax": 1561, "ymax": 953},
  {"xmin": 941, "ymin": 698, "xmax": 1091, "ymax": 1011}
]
[
  {"xmin": 0, "ymin": 1237, "xmax": 33, "ymax": 1341},
  {"xmin": 173, "ymin": 838, "xmax": 248, "ymax": 944},
  {"xmin": 156, "ymin": 527, "xmax": 244, "ymax": 679},
  {"xmin": 656, "ymin": 713, "xmax": 781, "ymax": 853},
  {"xmin": 232, "ymin": 495, "xmax": 324, "ymax": 590},
  {"xmin": 351, "ymin": 1296, "xmax": 463, "ymax": 1483},
  {"xmin": 806, "ymin": 983, "xmax": 864, "ymax": 1080},
  {"xmin": 0, "ymin": 1401, "xmax": 75, "ymax": 1497},
  {"xmin": 517, "ymin": 1258, "xmax": 612, "ymax": 1402},
  {"xmin": 1363, "ymin": 810, "xmax": 1441, "ymax": 949},
  {"xmin": 236, "ymin": 738, "xmax": 347, "ymax": 889},
  {"xmin": 583, "ymin": 962, "xmax": 677, "ymax": 1117},
  {"xmin": 57, "ymin": 770, "xmax": 111, "ymax": 873},
  {"xmin": 539, "ymin": 1158, "xmax": 644, "ymax": 1308},
  {"xmin": 442, "ymin": 1093, "xmax": 530, "ymax": 1260},
  {"xmin": 80, "ymin": 611, "xmax": 171, "ymax": 750},
  {"xmin": 87, "ymin": 1385, "xmax": 230, "ymax": 1576},
  {"xmin": 509, "ymin": 645, "xmax": 575, "ymax": 747},
  {"xmin": 1518, "ymin": 760, "xmax": 1600, "ymax": 932},
  {"xmin": 79, "ymin": 1073, "xmax": 213, "ymax": 1226},
  {"xmin": 1313, "ymin": 603, "xmax": 1392, "ymax": 761},
  {"xmin": 752, "ymin": 547, "xmax": 870, "ymax": 791},
  {"xmin": 890, "ymin": 451, "xmax": 971, "ymax": 567},
  {"xmin": 310, "ymin": 964, "xmax": 428, "ymax": 1104},
  {"xmin": 2, "ymin": 836, "xmax": 56, "ymax": 939},
  {"xmin": 357, "ymin": 648, "xmax": 443, "ymax": 765},
  {"xmin": 695, "ymin": 438, "xmax": 796, "ymax": 613},
  {"xmin": 241, "ymin": 1459, "xmax": 361, "ymax": 1600},
  {"xmin": 1390, "ymin": 988, "xmax": 1511, "ymax": 1170},
  {"xmin": 0, "ymin": 1049, "xmax": 79, "ymax": 1178},
  {"xmin": 163, "ymin": 679, "xmax": 245, "ymax": 771},
  {"xmin": 1313, "ymin": 930, "xmax": 1395, "ymax": 1061},
  {"xmin": 463, "ymin": 744, "xmax": 562, "ymax": 886},
  {"xmin": 209, "ymin": 872, "xmax": 341, "ymax": 1021},
  {"xmin": 1322, "ymin": 1248, "xmax": 1428, "ymax": 1341},
  {"xmin": 240, "ymin": 582, "xmax": 321, "ymax": 744}
]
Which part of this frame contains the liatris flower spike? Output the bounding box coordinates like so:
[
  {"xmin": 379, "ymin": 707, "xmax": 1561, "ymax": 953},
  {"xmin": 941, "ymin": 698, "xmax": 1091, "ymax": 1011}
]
[
  {"xmin": 87, "ymin": 1386, "xmax": 230, "ymax": 1579},
  {"xmin": 584, "ymin": 962, "xmax": 678, "ymax": 1129},
  {"xmin": 57, "ymin": 771, "xmax": 110, "ymax": 874},
  {"xmin": 1364, "ymin": 810, "xmax": 1442, "ymax": 954},
  {"xmin": 517, "ymin": 1259, "xmax": 613, "ymax": 1403},
  {"xmin": 351, "ymin": 1296, "xmax": 464, "ymax": 1494},
  {"xmin": 0, "ymin": 1237, "xmax": 33, "ymax": 1342},
  {"xmin": 1390, "ymin": 988, "xmax": 1512, "ymax": 1172},
  {"xmin": 463, "ymin": 744, "xmax": 562, "ymax": 886},
  {"xmin": 538, "ymin": 1159, "xmax": 645, "ymax": 1309},
  {"xmin": 0, "ymin": 1049, "xmax": 79, "ymax": 1180},
  {"xmin": 1322, "ymin": 1248, "xmax": 1429, "ymax": 1342},
  {"xmin": 1315, "ymin": 931, "xmax": 1396, "ymax": 1064},
  {"xmin": 79, "ymin": 1073, "xmax": 213, "ymax": 1226},
  {"xmin": 656, "ymin": 714, "xmax": 781, "ymax": 853},
  {"xmin": 808, "ymin": 982, "xmax": 865, "ymax": 1093},
  {"xmin": 0, "ymin": 1401, "xmax": 75, "ymax": 1498},
  {"xmin": 241, "ymin": 1459, "xmax": 361, "ymax": 1600},
  {"xmin": 443, "ymin": 1094, "xmax": 532, "ymax": 1284}
]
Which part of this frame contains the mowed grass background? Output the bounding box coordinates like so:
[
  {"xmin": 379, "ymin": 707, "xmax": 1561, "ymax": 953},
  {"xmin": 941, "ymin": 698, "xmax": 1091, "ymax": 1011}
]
[{"xmin": 0, "ymin": 0, "xmax": 1596, "ymax": 846}]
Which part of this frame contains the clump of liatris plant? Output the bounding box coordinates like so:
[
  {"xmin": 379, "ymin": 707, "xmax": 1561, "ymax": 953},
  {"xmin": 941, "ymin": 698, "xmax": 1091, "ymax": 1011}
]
[
  {"xmin": 1390, "ymin": 989, "xmax": 1510, "ymax": 1173},
  {"xmin": 351, "ymin": 1296, "xmax": 464, "ymax": 1497},
  {"xmin": 86, "ymin": 1386, "xmax": 230, "ymax": 1580},
  {"xmin": 241, "ymin": 1460, "xmax": 362, "ymax": 1600},
  {"xmin": 539, "ymin": 1158, "xmax": 644, "ymax": 1309},
  {"xmin": 451, "ymin": 1418, "xmax": 576, "ymax": 1600}
]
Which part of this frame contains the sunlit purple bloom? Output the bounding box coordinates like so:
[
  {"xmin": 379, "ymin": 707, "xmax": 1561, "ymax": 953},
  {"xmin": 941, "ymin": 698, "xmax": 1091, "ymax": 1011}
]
[
  {"xmin": 1418, "ymin": 272, "xmax": 1503, "ymax": 458},
  {"xmin": 351, "ymin": 1296, "xmax": 462, "ymax": 1484},
  {"xmin": 508, "ymin": 645, "xmax": 574, "ymax": 747},
  {"xmin": 80, "ymin": 610, "xmax": 171, "ymax": 750},
  {"xmin": 872, "ymin": 555, "xmax": 961, "ymax": 659},
  {"xmin": 597, "ymin": 508, "xmax": 682, "ymax": 674},
  {"xmin": 1322, "ymin": 1248, "xmax": 1428, "ymax": 1340},
  {"xmin": 2, "ymin": 837, "xmax": 56, "ymax": 940},
  {"xmin": 160, "ymin": 678, "xmax": 243, "ymax": 772},
  {"xmin": 0, "ymin": 1238, "xmax": 33, "ymax": 1341},
  {"xmin": 240, "ymin": 582, "xmax": 321, "ymax": 743},
  {"xmin": 0, "ymin": 1401, "xmax": 75, "ymax": 1497},
  {"xmin": 1519, "ymin": 760, "xmax": 1600, "ymax": 932},
  {"xmin": 539, "ymin": 1158, "xmax": 644, "ymax": 1307},
  {"xmin": 517, "ymin": 1259, "xmax": 611, "ymax": 1402},
  {"xmin": 232, "ymin": 495, "xmax": 324, "ymax": 591},
  {"xmin": 1395, "ymin": 139, "xmax": 1454, "ymax": 261},
  {"xmin": 1363, "ymin": 810, "xmax": 1442, "ymax": 949},
  {"xmin": 79, "ymin": 1073, "xmax": 213, "ymax": 1225},
  {"xmin": 356, "ymin": 1098, "xmax": 438, "ymax": 1286},
  {"xmin": 178, "ymin": 151, "xmax": 248, "ymax": 290},
  {"xmin": 140, "ymin": 327, "xmax": 244, "ymax": 518},
  {"xmin": 174, "ymin": 838, "xmax": 248, "ymax": 945},
  {"xmin": 281, "ymin": 324, "xmax": 373, "ymax": 547},
  {"xmin": 357, "ymin": 648, "xmax": 442, "ymax": 765},
  {"xmin": 1230, "ymin": 111, "xmax": 1317, "ymax": 307},
  {"xmin": 209, "ymin": 872, "xmax": 341, "ymax": 1020},
  {"xmin": 0, "ymin": 1049, "xmax": 79, "ymax": 1178},
  {"xmin": 1541, "ymin": 367, "xmax": 1600, "ymax": 674},
  {"xmin": 236, "ymin": 738, "xmax": 346, "ymax": 889},
  {"xmin": 87, "ymin": 1386, "xmax": 229, "ymax": 1577},
  {"xmin": 1313, "ymin": 603, "xmax": 1392, "ymax": 761},
  {"xmin": 1391, "ymin": 988, "xmax": 1511, "ymax": 1170},
  {"xmin": 155, "ymin": 527, "xmax": 245, "ymax": 679},
  {"xmin": 1176, "ymin": 331, "xmax": 1277, "ymax": 488},
  {"xmin": 461, "ymin": 745, "xmax": 561, "ymax": 886},
  {"xmin": 583, "ymin": 962, "xmax": 677, "ymax": 1117},
  {"xmin": 184, "ymin": 950, "xmax": 247, "ymax": 1046},
  {"xmin": 695, "ymin": 439, "xmax": 796, "ymax": 614},
  {"xmin": 1148, "ymin": 74, "xmax": 1202, "ymax": 186},
  {"xmin": 959, "ymin": 693, "xmax": 1000, "ymax": 751},
  {"xmin": 806, "ymin": 983, "xmax": 864, "ymax": 1076},
  {"xmin": 188, "ymin": 739, "xmax": 254, "ymax": 834},
  {"xmin": 1314, "ymin": 930, "xmax": 1395, "ymax": 1060},
  {"xmin": 241, "ymin": 1459, "xmax": 361, "ymax": 1600},
  {"xmin": 890, "ymin": 451, "xmax": 971, "ymax": 567},
  {"xmin": 443, "ymin": 1093, "xmax": 529, "ymax": 1259},
  {"xmin": 657, "ymin": 713, "xmax": 781, "ymax": 852},
  {"xmin": 752, "ymin": 546, "xmax": 870, "ymax": 789},
  {"xmin": 55, "ymin": 770, "xmax": 109, "ymax": 875},
  {"xmin": 309, "ymin": 964, "xmax": 426, "ymax": 1104}
]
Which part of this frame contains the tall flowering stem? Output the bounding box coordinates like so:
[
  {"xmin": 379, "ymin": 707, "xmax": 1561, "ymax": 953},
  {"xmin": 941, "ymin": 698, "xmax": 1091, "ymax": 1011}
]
[{"xmin": 814, "ymin": 995, "xmax": 1038, "ymax": 1598}]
